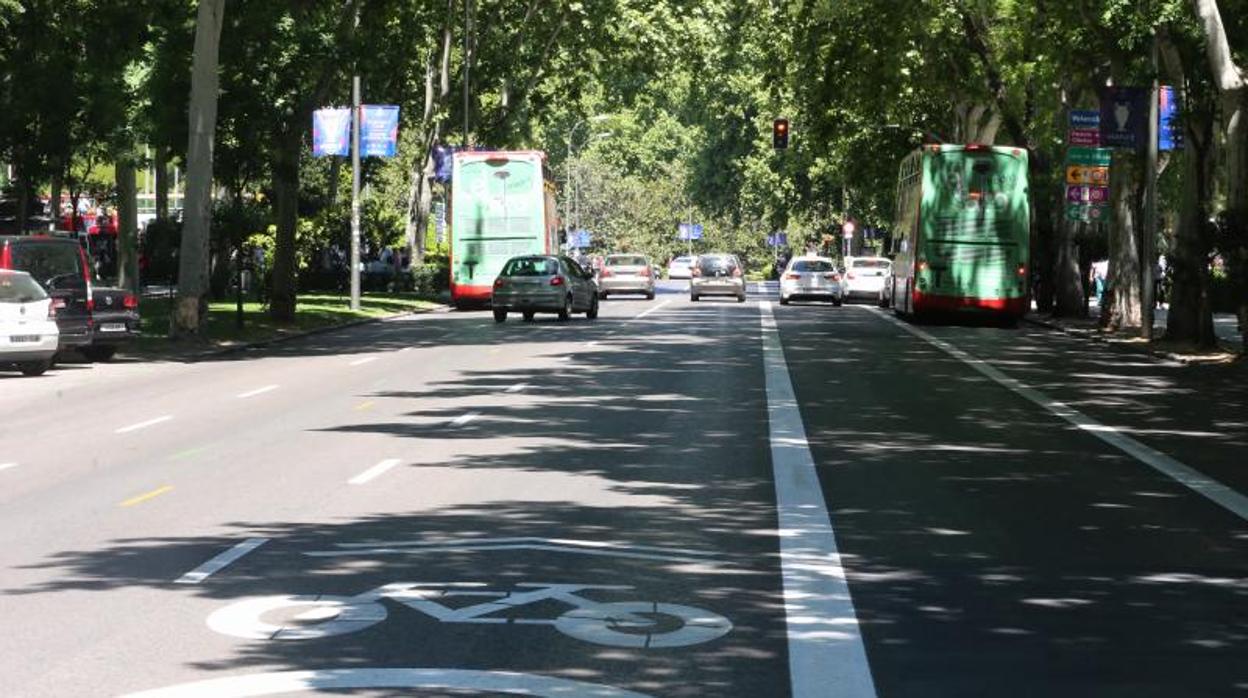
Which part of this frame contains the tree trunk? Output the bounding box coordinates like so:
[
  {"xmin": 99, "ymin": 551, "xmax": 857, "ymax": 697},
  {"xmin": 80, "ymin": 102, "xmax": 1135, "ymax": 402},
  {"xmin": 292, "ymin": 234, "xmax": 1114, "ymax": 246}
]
[
  {"xmin": 1166, "ymin": 121, "xmax": 1217, "ymax": 347},
  {"xmin": 269, "ymin": 129, "xmax": 301, "ymax": 322},
  {"xmin": 172, "ymin": 0, "xmax": 226, "ymax": 339},
  {"xmin": 1053, "ymin": 199, "xmax": 1086, "ymax": 317},
  {"xmin": 115, "ymin": 159, "xmax": 140, "ymax": 294},
  {"xmin": 155, "ymin": 143, "xmax": 170, "ymax": 221},
  {"xmin": 1224, "ymin": 90, "xmax": 1248, "ymax": 350},
  {"xmin": 49, "ymin": 166, "xmax": 63, "ymax": 230},
  {"xmin": 1103, "ymin": 153, "xmax": 1142, "ymax": 330}
]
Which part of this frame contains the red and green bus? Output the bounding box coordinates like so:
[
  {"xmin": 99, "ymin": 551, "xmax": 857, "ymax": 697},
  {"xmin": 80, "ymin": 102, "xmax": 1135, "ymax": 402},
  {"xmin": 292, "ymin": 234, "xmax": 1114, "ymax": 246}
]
[
  {"xmin": 885, "ymin": 144, "xmax": 1031, "ymax": 319},
  {"xmin": 449, "ymin": 150, "xmax": 560, "ymax": 307}
]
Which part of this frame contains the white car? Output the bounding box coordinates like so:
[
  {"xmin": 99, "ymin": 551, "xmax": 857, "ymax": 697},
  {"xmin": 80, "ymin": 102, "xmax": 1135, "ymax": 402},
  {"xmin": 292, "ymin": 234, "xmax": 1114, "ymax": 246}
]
[
  {"xmin": 0, "ymin": 269, "xmax": 60, "ymax": 376},
  {"xmin": 667, "ymin": 256, "xmax": 695, "ymax": 280},
  {"xmin": 843, "ymin": 256, "xmax": 892, "ymax": 302},
  {"xmin": 779, "ymin": 256, "xmax": 844, "ymax": 306}
]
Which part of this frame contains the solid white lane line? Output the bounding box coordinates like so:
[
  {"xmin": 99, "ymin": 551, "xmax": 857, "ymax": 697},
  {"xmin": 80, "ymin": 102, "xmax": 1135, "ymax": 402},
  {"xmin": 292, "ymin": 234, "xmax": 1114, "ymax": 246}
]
[
  {"xmin": 451, "ymin": 412, "xmax": 480, "ymax": 427},
  {"xmin": 632, "ymin": 299, "xmax": 672, "ymax": 320},
  {"xmin": 349, "ymin": 357, "xmax": 378, "ymax": 367},
  {"xmin": 115, "ymin": 415, "xmax": 174, "ymax": 435},
  {"xmin": 505, "ymin": 383, "xmax": 528, "ymax": 394},
  {"xmin": 0, "ymin": 463, "xmax": 16, "ymax": 473},
  {"xmin": 175, "ymin": 538, "xmax": 270, "ymax": 585},
  {"xmin": 865, "ymin": 306, "xmax": 1248, "ymax": 522},
  {"xmin": 237, "ymin": 385, "xmax": 279, "ymax": 399},
  {"xmin": 348, "ymin": 459, "xmax": 402, "ymax": 486},
  {"xmin": 760, "ymin": 300, "xmax": 877, "ymax": 698}
]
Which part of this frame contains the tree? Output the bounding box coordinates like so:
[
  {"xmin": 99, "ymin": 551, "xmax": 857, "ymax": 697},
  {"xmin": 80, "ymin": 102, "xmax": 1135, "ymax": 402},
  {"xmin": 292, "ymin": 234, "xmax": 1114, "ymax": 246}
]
[{"xmin": 172, "ymin": 0, "xmax": 226, "ymax": 338}]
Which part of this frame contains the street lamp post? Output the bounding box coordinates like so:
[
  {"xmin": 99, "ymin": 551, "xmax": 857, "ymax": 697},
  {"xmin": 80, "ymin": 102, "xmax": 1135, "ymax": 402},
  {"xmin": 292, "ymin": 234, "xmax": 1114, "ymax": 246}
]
[{"xmin": 564, "ymin": 116, "xmax": 609, "ymax": 247}]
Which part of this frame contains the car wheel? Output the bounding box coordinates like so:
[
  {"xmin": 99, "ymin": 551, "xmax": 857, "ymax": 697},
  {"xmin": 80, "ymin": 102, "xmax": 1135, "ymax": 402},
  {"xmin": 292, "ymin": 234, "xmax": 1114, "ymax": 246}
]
[
  {"xmin": 557, "ymin": 295, "xmax": 572, "ymax": 321},
  {"xmin": 690, "ymin": 293, "xmax": 699, "ymax": 302},
  {"xmin": 493, "ymin": 309, "xmax": 508, "ymax": 323},
  {"xmin": 833, "ymin": 297, "xmax": 843, "ymax": 307},
  {"xmin": 599, "ymin": 291, "xmax": 609, "ymax": 300},
  {"xmin": 586, "ymin": 295, "xmax": 599, "ymax": 320},
  {"xmin": 737, "ymin": 294, "xmax": 746, "ymax": 303},
  {"xmin": 19, "ymin": 360, "xmax": 50, "ymax": 377},
  {"xmin": 523, "ymin": 311, "xmax": 535, "ymax": 322},
  {"xmin": 878, "ymin": 291, "xmax": 890, "ymax": 308},
  {"xmin": 646, "ymin": 291, "xmax": 655, "ymax": 301},
  {"xmin": 83, "ymin": 345, "xmax": 117, "ymax": 362},
  {"xmin": 779, "ymin": 295, "xmax": 790, "ymax": 305}
]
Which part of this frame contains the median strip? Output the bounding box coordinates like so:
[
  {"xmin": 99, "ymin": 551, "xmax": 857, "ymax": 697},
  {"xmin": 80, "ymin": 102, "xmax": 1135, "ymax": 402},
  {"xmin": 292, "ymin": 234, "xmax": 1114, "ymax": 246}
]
[
  {"xmin": 115, "ymin": 415, "xmax": 174, "ymax": 435},
  {"xmin": 121, "ymin": 485, "xmax": 175, "ymax": 508}
]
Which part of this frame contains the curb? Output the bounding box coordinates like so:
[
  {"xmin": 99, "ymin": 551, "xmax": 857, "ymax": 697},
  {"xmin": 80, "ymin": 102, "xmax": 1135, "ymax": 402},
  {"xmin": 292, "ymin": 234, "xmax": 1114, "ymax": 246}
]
[
  {"xmin": 126, "ymin": 304, "xmax": 449, "ymax": 363},
  {"xmin": 1023, "ymin": 313, "xmax": 1241, "ymax": 365}
]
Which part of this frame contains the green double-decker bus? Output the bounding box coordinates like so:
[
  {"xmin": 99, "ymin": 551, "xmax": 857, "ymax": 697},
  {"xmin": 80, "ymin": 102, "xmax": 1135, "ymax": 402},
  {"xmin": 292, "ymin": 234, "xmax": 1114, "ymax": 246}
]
[
  {"xmin": 449, "ymin": 150, "xmax": 559, "ymax": 307},
  {"xmin": 886, "ymin": 144, "xmax": 1031, "ymax": 319}
]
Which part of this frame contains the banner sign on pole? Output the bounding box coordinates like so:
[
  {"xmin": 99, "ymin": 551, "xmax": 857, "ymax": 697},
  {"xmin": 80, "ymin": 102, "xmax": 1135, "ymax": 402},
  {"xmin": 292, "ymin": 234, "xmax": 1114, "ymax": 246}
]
[
  {"xmin": 1099, "ymin": 87, "xmax": 1149, "ymax": 149},
  {"xmin": 312, "ymin": 108, "xmax": 351, "ymax": 157},
  {"xmin": 677, "ymin": 223, "xmax": 703, "ymax": 241},
  {"xmin": 433, "ymin": 145, "xmax": 456, "ymax": 183},
  {"xmin": 360, "ymin": 105, "xmax": 400, "ymax": 158},
  {"xmin": 766, "ymin": 232, "xmax": 787, "ymax": 247},
  {"xmin": 1159, "ymin": 86, "xmax": 1183, "ymax": 152}
]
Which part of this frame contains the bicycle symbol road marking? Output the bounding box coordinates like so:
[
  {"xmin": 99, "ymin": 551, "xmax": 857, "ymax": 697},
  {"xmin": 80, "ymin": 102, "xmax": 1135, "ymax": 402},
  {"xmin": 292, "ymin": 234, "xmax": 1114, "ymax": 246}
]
[{"xmin": 208, "ymin": 582, "xmax": 732, "ymax": 649}]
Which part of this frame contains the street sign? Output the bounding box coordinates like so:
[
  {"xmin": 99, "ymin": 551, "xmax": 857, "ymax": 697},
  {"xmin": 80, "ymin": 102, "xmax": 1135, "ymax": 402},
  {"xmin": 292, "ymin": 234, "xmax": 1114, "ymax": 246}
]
[
  {"xmin": 1066, "ymin": 165, "xmax": 1110, "ymax": 186},
  {"xmin": 1066, "ymin": 203, "xmax": 1111, "ymax": 223},
  {"xmin": 360, "ymin": 105, "xmax": 400, "ymax": 158},
  {"xmin": 312, "ymin": 108, "xmax": 351, "ymax": 157},
  {"xmin": 1068, "ymin": 129, "xmax": 1101, "ymax": 146},
  {"xmin": 766, "ymin": 233, "xmax": 787, "ymax": 247},
  {"xmin": 1067, "ymin": 146, "xmax": 1112, "ymax": 167},
  {"xmin": 569, "ymin": 230, "xmax": 592, "ymax": 249},
  {"xmin": 1100, "ymin": 87, "xmax": 1149, "ymax": 149},
  {"xmin": 1159, "ymin": 86, "xmax": 1184, "ymax": 151},
  {"xmin": 1070, "ymin": 110, "xmax": 1101, "ymax": 129},
  {"xmin": 842, "ymin": 221, "xmax": 856, "ymax": 239},
  {"xmin": 677, "ymin": 223, "xmax": 703, "ymax": 241},
  {"xmin": 1066, "ymin": 185, "xmax": 1110, "ymax": 204}
]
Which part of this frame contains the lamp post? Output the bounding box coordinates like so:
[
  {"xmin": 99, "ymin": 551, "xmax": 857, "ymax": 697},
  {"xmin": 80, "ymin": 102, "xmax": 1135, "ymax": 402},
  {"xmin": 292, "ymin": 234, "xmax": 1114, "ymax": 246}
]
[{"xmin": 564, "ymin": 116, "xmax": 610, "ymax": 246}]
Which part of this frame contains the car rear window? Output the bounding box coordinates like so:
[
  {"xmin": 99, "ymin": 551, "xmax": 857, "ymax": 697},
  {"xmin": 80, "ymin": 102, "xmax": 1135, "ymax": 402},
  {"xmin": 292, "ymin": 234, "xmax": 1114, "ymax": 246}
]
[
  {"xmin": 501, "ymin": 257, "xmax": 559, "ymax": 276},
  {"xmin": 9, "ymin": 241, "xmax": 85, "ymax": 289},
  {"xmin": 607, "ymin": 255, "xmax": 647, "ymax": 267},
  {"xmin": 672, "ymin": 257, "xmax": 692, "ymax": 265},
  {"xmin": 792, "ymin": 260, "xmax": 834, "ymax": 272},
  {"xmin": 850, "ymin": 259, "xmax": 890, "ymax": 269},
  {"xmin": 698, "ymin": 256, "xmax": 738, "ymax": 271},
  {"xmin": 0, "ymin": 273, "xmax": 48, "ymax": 301}
]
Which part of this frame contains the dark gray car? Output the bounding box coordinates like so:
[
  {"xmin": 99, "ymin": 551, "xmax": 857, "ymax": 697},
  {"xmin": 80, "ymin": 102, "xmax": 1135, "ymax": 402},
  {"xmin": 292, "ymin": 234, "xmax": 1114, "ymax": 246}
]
[{"xmin": 491, "ymin": 255, "xmax": 600, "ymax": 323}]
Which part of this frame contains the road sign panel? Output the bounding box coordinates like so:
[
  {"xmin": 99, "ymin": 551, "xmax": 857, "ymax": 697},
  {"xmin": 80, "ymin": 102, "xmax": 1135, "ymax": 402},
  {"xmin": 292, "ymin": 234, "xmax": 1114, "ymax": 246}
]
[
  {"xmin": 1068, "ymin": 129, "xmax": 1101, "ymax": 146},
  {"xmin": 1070, "ymin": 110, "xmax": 1101, "ymax": 129},
  {"xmin": 1067, "ymin": 146, "xmax": 1112, "ymax": 167},
  {"xmin": 1066, "ymin": 185, "xmax": 1111, "ymax": 204},
  {"xmin": 1066, "ymin": 165, "xmax": 1109, "ymax": 186},
  {"xmin": 1066, "ymin": 203, "xmax": 1111, "ymax": 223},
  {"xmin": 1100, "ymin": 87, "xmax": 1148, "ymax": 149}
]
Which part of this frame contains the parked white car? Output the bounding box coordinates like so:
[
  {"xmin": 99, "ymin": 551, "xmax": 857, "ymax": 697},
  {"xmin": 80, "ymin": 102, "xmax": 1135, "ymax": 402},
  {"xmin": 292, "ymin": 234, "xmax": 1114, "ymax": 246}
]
[
  {"xmin": 0, "ymin": 269, "xmax": 60, "ymax": 376},
  {"xmin": 779, "ymin": 256, "xmax": 844, "ymax": 306},
  {"xmin": 843, "ymin": 256, "xmax": 892, "ymax": 302},
  {"xmin": 667, "ymin": 256, "xmax": 695, "ymax": 280}
]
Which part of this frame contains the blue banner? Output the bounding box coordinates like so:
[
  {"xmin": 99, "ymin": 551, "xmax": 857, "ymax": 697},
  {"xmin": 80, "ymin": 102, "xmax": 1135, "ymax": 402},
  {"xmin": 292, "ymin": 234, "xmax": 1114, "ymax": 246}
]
[
  {"xmin": 433, "ymin": 145, "xmax": 456, "ymax": 183},
  {"xmin": 312, "ymin": 108, "xmax": 351, "ymax": 157},
  {"xmin": 677, "ymin": 223, "xmax": 703, "ymax": 241},
  {"xmin": 766, "ymin": 233, "xmax": 787, "ymax": 247},
  {"xmin": 569, "ymin": 230, "xmax": 592, "ymax": 249},
  {"xmin": 1159, "ymin": 86, "xmax": 1183, "ymax": 151},
  {"xmin": 360, "ymin": 105, "xmax": 400, "ymax": 158}
]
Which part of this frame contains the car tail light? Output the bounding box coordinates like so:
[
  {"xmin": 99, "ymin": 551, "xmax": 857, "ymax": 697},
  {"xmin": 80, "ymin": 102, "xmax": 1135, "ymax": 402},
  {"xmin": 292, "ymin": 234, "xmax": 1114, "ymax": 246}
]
[
  {"xmin": 123, "ymin": 293, "xmax": 138, "ymax": 309},
  {"xmin": 47, "ymin": 301, "xmax": 57, "ymax": 319},
  {"xmin": 847, "ymin": 272, "xmax": 856, "ymax": 279},
  {"xmin": 692, "ymin": 268, "xmax": 702, "ymax": 277},
  {"xmin": 784, "ymin": 273, "xmax": 801, "ymax": 280},
  {"xmin": 639, "ymin": 266, "xmax": 651, "ymax": 277},
  {"xmin": 824, "ymin": 273, "xmax": 840, "ymax": 281},
  {"xmin": 493, "ymin": 277, "xmax": 506, "ymax": 289},
  {"xmin": 732, "ymin": 268, "xmax": 742, "ymax": 278},
  {"xmin": 550, "ymin": 276, "xmax": 565, "ymax": 287},
  {"xmin": 600, "ymin": 268, "xmax": 613, "ymax": 278},
  {"xmin": 52, "ymin": 298, "xmax": 68, "ymax": 310},
  {"xmin": 79, "ymin": 247, "xmax": 94, "ymax": 311}
]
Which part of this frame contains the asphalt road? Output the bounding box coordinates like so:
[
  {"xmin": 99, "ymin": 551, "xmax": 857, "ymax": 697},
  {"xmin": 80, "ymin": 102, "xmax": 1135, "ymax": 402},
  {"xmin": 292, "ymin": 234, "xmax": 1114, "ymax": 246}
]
[{"xmin": 0, "ymin": 280, "xmax": 1244, "ymax": 697}]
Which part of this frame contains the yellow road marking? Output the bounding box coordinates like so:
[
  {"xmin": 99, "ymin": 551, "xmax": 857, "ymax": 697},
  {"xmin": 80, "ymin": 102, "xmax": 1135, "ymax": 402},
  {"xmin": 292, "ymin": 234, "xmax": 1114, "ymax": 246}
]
[{"xmin": 121, "ymin": 485, "xmax": 174, "ymax": 508}]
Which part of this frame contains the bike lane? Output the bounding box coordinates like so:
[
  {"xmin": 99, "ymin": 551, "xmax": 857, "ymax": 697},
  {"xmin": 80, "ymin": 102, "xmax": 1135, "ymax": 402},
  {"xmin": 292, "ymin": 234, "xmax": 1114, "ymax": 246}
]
[
  {"xmin": 772, "ymin": 304, "xmax": 1248, "ymax": 696},
  {"xmin": 88, "ymin": 296, "xmax": 794, "ymax": 698}
]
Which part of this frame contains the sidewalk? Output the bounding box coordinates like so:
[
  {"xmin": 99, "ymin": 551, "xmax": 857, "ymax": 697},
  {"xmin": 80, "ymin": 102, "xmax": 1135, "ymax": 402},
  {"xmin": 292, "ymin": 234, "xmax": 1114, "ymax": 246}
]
[{"xmin": 1026, "ymin": 301, "xmax": 1242, "ymax": 362}]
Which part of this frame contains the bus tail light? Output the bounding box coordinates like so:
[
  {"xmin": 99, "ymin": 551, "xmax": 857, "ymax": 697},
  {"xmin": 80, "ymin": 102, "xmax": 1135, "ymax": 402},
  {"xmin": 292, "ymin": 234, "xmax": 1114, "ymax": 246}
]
[
  {"xmin": 965, "ymin": 143, "xmax": 988, "ymax": 152},
  {"xmin": 917, "ymin": 259, "xmax": 929, "ymax": 273},
  {"xmin": 1017, "ymin": 263, "xmax": 1027, "ymax": 276}
]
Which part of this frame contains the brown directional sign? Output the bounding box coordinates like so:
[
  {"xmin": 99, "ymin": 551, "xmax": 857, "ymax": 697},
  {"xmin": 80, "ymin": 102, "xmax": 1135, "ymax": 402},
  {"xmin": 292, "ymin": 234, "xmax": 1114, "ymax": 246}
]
[{"xmin": 1066, "ymin": 165, "xmax": 1109, "ymax": 186}]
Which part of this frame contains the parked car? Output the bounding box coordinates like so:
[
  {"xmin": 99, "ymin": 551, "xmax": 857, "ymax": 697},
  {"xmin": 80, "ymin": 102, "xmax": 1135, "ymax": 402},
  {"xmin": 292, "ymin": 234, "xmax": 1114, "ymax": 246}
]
[
  {"xmin": 491, "ymin": 255, "xmax": 600, "ymax": 323},
  {"xmin": 779, "ymin": 256, "xmax": 844, "ymax": 306},
  {"xmin": 0, "ymin": 234, "xmax": 93, "ymax": 355},
  {"xmin": 843, "ymin": 256, "xmax": 892, "ymax": 302},
  {"xmin": 690, "ymin": 253, "xmax": 747, "ymax": 303},
  {"xmin": 0, "ymin": 269, "xmax": 60, "ymax": 376},
  {"xmin": 598, "ymin": 254, "xmax": 656, "ymax": 300},
  {"xmin": 667, "ymin": 256, "xmax": 695, "ymax": 280},
  {"xmin": 84, "ymin": 285, "xmax": 139, "ymax": 362}
]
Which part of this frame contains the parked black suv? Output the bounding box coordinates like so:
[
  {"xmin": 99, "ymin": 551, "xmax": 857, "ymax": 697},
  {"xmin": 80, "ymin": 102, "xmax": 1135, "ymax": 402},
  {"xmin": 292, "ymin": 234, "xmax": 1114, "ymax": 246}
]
[{"xmin": 0, "ymin": 235, "xmax": 93, "ymax": 354}]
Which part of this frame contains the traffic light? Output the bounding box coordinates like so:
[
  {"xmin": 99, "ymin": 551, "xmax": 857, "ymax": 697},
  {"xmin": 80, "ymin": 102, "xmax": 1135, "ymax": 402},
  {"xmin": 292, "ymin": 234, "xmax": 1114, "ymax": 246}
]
[{"xmin": 772, "ymin": 118, "xmax": 789, "ymax": 149}]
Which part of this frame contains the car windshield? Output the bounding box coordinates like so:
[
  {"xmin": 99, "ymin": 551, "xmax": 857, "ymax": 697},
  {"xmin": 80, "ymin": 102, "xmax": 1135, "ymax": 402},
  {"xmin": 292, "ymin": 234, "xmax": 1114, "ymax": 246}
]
[
  {"xmin": 850, "ymin": 259, "xmax": 890, "ymax": 269},
  {"xmin": 0, "ymin": 272, "xmax": 48, "ymax": 302},
  {"xmin": 501, "ymin": 257, "xmax": 559, "ymax": 276},
  {"xmin": 792, "ymin": 260, "xmax": 834, "ymax": 273},
  {"xmin": 607, "ymin": 255, "xmax": 647, "ymax": 267}
]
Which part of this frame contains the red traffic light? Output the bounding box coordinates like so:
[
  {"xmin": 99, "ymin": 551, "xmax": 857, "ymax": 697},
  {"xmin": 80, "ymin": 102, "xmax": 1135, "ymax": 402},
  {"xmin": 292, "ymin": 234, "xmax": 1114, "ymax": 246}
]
[{"xmin": 773, "ymin": 118, "xmax": 790, "ymax": 149}]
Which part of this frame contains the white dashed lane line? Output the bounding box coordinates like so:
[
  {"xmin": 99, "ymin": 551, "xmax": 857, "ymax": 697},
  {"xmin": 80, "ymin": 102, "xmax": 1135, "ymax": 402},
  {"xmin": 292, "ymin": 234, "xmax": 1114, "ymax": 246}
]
[
  {"xmin": 450, "ymin": 412, "xmax": 480, "ymax": 427},
  {"xmin": 237, "ymin": 385, "xmax": 279, "ymax": 399},
  {"xmin": 348, "ymin": 459, "xmax": 402, "ymax": 486},
  {"xmin": 115, "ymin": 415, "xmax": 174, "ymax": 435},
  {"xmin": 175, "ymin": 538, "xmax": 270, "ymax": 584},
  {"xmin": 0, "ymin": 462, "xmax": 16, "ymax": 473},
  {"xmin": 505, "ymin": 383, "xmax": 528, "ymax": 394},
  {"xmin": 349, "ymin": 357, "xmax": 378, "ymax": 367}
]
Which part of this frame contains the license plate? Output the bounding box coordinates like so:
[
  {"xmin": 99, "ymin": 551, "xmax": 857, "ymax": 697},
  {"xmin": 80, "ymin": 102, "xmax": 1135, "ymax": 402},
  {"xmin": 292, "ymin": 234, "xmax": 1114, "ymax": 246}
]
[
  {"xmin": 9, "ymin": 335, "xmax": 39, "ymax": 343},
  {"xmin": 100, "ymin": 323, "xmax": 127, "ymax": 332}
]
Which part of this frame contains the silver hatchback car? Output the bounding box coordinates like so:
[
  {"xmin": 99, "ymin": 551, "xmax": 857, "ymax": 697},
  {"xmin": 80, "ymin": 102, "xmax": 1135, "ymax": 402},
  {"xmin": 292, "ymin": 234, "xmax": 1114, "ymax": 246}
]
[
  {"xmin": 491, "ymin": 255, "xmax": 600, "ymax": 322},
  {"xmin": 690, "ymin": 254, "xmax": 747, "ymax": 302}
]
